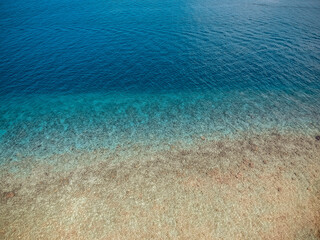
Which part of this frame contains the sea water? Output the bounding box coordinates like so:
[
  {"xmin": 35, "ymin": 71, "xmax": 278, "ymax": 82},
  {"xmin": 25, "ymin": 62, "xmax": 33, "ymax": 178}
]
[{"xmin": 1, "ymin": 0, "xmax": 320, "ymax": 162}]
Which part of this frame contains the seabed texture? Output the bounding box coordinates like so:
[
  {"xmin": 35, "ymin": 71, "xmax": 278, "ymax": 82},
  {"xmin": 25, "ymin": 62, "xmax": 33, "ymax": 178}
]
[{"xmin": 1, "ymin": 131, "xmax": 320, "ymax": 239}]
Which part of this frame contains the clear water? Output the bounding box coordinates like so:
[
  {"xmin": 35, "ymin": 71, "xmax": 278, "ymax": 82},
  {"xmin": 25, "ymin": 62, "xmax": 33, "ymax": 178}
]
[{"xmin": 1, "ymin": 0, "xmax": 320, "ymax": 161}]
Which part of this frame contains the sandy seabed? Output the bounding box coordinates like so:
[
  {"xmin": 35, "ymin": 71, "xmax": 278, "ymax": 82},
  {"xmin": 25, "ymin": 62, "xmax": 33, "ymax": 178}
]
[{"xmin": 1, "ymin": 131, "xmax": 320, "ymax": 240}]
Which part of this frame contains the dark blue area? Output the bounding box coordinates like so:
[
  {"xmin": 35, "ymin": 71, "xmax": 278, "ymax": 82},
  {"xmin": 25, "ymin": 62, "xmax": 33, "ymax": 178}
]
[{"xmin": 1, "ymin": 0, "xmax": 320, "ymax": 96}]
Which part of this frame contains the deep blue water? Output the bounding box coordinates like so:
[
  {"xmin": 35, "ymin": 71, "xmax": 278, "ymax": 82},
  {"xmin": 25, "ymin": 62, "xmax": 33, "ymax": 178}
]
[{"xmin": 1, "ymin": 0, "xmax": 320, "ymax": 161}]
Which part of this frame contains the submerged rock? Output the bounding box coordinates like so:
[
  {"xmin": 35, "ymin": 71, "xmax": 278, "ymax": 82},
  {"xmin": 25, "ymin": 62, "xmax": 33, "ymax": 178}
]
[
  {"xmin": 315, "ymin": 135, "xmax": 320, "ymax": 141},
  {"xmin": 3, "ymin": 191, "xmax": 15, "ymax": 199}
]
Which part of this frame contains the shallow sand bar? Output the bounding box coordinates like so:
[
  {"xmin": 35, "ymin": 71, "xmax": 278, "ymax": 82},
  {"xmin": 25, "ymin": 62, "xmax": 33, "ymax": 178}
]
[{"xmin": 1, "ymin": 132, "xmax": 320, "ymax": 239}]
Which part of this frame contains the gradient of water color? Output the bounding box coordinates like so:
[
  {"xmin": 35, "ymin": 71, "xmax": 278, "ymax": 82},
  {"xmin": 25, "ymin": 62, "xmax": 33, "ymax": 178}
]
[{"xmin": 1, "ymin": 0, "xmax": 320, "ymax": 162}]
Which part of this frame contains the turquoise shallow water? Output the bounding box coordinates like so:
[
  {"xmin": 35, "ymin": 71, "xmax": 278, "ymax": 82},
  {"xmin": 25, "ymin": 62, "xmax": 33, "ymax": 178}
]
[
  {"xmin": 0, "ymin": 0, "xmax": 320, "ymax": 162},
  {"xmin": 1, "ymin": 88, "xmax": 320, "ymax": 161}
]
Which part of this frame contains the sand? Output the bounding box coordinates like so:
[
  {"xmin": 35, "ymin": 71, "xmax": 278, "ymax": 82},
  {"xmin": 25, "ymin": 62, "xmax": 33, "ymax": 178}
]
[{"xmin": 1, "ymin": 131, "xmax": 320, "ymax": 239}]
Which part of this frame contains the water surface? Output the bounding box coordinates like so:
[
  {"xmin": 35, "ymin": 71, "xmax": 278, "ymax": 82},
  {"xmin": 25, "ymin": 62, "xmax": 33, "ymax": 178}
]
[{"xmin": 1, "ymin": 0, "xmax": 320, "ymax": 161}]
